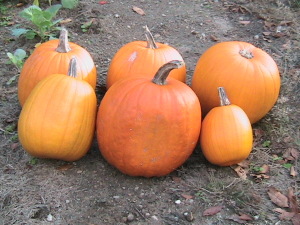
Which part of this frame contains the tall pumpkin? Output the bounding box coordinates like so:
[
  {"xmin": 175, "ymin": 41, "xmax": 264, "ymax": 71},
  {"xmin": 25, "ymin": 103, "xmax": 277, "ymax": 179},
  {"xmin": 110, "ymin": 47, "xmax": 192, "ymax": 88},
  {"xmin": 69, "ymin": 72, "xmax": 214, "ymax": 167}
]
[
  {"xmin": 200, "ymin": 87, "xmax": 253, "ymax": 166},
  {"xmin": 18, "ymin": 28, "xmax": 97, "ymax": 106},
  {"xmin": 191, "ymin": 41, "xmax": 280, "ymax": 124},
  {"xmin": 18, "ymin": 58, "xmax": 97, "ymax": 161},
  {"xmin": 106, "ymin": 26, "xmax": 186, "ymax": 89},
  {"xmin": 97, "ymin": 61, "xmax": 201, "ymax": 177}
]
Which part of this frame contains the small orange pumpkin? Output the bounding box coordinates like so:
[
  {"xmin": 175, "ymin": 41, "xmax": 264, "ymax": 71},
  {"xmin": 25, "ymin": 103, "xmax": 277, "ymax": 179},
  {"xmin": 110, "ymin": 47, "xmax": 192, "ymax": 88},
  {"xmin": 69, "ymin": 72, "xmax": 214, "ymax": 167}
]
[
  {"xmin": 200, "ymin": 87, "xmax": 253, "ymax": 166},
  {"xmin": 191, "ymin": 41, "xmax": 280, "ymax": 124},
  {"xmin": 18, "ymin": 58, "xmax": 97, "ymax": 161},
  {"xmin": 106, "ymin": 26, "xmax": 186, "ymax": 89},
  {"xmin": 18, "ymin": 28, "xmax": 97, "ymax": 106},
  {"xmin": 97, "ymin": 61, "xmax": 201, "ymax": 177}
]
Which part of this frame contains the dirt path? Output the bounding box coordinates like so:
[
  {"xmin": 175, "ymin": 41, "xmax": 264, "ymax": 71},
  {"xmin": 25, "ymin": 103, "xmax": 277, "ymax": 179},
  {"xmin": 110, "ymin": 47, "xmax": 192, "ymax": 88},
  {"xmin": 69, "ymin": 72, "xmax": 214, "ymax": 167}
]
[{"xmin": 0, "ymin": 0, "xmax": 299, "ymax": 224}]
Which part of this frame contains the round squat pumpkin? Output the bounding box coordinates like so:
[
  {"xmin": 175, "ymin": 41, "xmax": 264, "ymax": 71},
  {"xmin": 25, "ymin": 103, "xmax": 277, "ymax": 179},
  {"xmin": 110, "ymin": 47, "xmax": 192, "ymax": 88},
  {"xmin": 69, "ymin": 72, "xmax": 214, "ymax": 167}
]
[
  {"xmin": 97, "ymin": 61, "xmax": 201, "ymax": 177},
  {"xmin": 106, "ymin": 26, "xmax": 186, "ymax": 89},
  {"xmin": 200, "ymin": 87, "xmax": 253, "ymax": 166},
  {"xmin": 18, "ymin": 58, "xmax": 97, "ymax": 161},
  {"xmin": 18, "ymin": 28, "xmax": 97, "ymax": 106},
  {"xmin": 191, "ymin": 41, "xmax": 280, "ymax": 124}
]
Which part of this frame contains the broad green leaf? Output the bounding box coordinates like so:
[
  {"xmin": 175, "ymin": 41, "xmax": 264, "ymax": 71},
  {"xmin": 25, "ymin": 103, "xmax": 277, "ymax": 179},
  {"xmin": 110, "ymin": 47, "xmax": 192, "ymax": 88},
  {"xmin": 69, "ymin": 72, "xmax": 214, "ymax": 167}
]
[
  {"xmin": 6, "ymin": 52, "xmax": 17, "ymax": 65},
  {"xmin": 14, "ymin": 49, "xmax": 27, "ymax": 60},
  {"xmin": 25, "ymin": 30, "xmax": 37, "ymax": 39},
  {"xmin": 45, "ymin": 4, "xmax": 62, "ymax": 18},
  {"xmin": 11, "ymin": 28, "xmax": 29, "ymax": 37},
  {"xmin": 33, "ymin": 0, "xmax": 39, "ymax": 6},
  {"xmin": 19, "ymin": 5, "xmax": 41, "ymax": 20},
  {"xmin": 61, "ymin": 0, "xmax": 79, "ymax": 9}
]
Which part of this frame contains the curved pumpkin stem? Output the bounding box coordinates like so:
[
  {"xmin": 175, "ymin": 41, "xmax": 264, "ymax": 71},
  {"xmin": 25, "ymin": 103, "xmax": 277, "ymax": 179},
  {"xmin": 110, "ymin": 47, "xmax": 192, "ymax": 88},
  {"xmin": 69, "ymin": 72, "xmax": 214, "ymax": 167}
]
[
  {"xmin": 68, "ymin": 57, "xmax": 77, "ymax": 78},
  {"xmin": 218, "ymin": 87, "xmax": 231, "ymax": 106},
  {"xmin": 145, "ymin": 25, "xmax": 158, "ymax": 49},
  {"xmin": 56, "ymin": 28, "xmax": 71, "ymax": 53},
  {"xmin": 152, "ymin": 60, "xmax": 184, "ymax": 85}
]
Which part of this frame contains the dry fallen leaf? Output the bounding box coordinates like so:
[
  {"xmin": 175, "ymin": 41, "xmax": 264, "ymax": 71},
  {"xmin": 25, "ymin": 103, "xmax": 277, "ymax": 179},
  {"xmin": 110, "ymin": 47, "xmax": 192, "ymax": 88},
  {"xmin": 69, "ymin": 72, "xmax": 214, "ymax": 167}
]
[
  {"xmin": 268, "ymin": 187, "xmax": 289, "ymax": 208},
  {"xmin": 290, "ymin": 148, "xmax": 299, "ymax": 160},
  {"xmin": 274, "ymin": 208, "xmax": 296, "ymax": 220},
  {"xmin": 292, "ymin": 213, "xmax": 300, "ymax": 225},
  {"xmin": 260, "ymin": 164, "xmax": 270, "ymax": 174},
  {"xmin": 57, "ymin": 164, "xmax": 74, "ymax": 171},
  {"xmin": 203, "ymin": 205, "xmax": 223, "ymax": 216},
  {"xmin": 227, "ymin": 213, "xmax": 253, "ymax": 224},
  {"xmin": 237, "ymin": 160, "xmax": 250, "ymax": 168},
  {"xmin": 181, "ymin": 194, "xmax": 193, "ymax": 199},
  {"xmin": 233, "ymin": 165, "xmax": 247, "ymax": 180},
  {"xmin": 288, "ymin": 188, "xmax": 299, "ymax": 213},
  {"xmin": 60, "ymin": 18, "xmax": 73, "ymax": 24},
  {"xmin": 290, "ymin": 166, "xmax": 297, "ymax": 177},
  {"xmin": 239, "ymin": 21, "xmax": 251, "ymax": 25},
  {"xmin": 132, "ymin": 6, "xmax": 145, "ymax": 15}
]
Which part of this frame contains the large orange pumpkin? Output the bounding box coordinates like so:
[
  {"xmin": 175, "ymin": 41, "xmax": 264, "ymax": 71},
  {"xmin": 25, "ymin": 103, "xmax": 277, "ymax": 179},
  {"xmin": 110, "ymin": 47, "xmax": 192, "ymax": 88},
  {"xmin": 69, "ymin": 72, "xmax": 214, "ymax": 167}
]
[
  {"xmin": 200, "ymin": 87, "xmax": 253, "ymax": 166},
  {"xmin": 18, "ymin": 28, "xmax": 97, "ymax": 106},
  {"xmin": 191, "ymin": 41, "xmax": 280, "ymax": 124},
  {"xmin": 18, "ymin": 58, "xmax": 97, "ymax": 161},
  {"xmin": 106, "ymin": 26, "xmax": 186, "ymax": 89},
  {"xmin": 97, "ymin": 61, "xmax": 201, "ymax": 177}
]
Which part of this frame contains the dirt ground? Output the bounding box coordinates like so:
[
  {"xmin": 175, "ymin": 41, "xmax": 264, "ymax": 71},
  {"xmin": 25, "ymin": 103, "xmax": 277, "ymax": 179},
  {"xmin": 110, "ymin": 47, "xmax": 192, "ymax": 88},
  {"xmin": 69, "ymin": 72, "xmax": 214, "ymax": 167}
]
[{"xmin": 0, "ymin": 0, "xmax": 299, "ymax": 224}]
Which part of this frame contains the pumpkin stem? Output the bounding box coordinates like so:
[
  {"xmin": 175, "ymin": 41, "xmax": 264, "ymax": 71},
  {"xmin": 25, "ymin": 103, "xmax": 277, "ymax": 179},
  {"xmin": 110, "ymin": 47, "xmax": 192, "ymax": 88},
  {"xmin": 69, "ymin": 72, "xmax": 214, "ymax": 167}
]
[
  {"xmin": 68, "ymin": 57, "xmax": 77, "ymax": 78},
  {"xmin": 239, "ymin": 49, "xmax": 253, "ymax": 59},
  {"xmin": 152, "ymin": 60, "xmax": 184, "ymax": 85},
  {"xmin": 145, "ymin": 25, "xmax": 158, "ymax": 49},
  {"xmin": 56, "ymin": 28, "xmax": 71, "ymax": 53},
  {"xmin": 218, "ymin": 87, "xmax": 231, "ymax": 106}
]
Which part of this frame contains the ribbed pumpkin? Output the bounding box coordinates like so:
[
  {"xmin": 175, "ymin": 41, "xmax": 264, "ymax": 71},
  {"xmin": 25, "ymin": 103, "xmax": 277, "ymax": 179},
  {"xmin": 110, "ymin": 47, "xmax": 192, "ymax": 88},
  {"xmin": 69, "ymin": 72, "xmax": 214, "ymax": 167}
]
[
  {"xmin": 18, "ymin": 28, "xmax": 97, "ymax": 106},
  {"xmin": 97, "ymin": 61, "xmax": 201, "ymax": 177},
  {"xmin": 106, "ymin": 26, "xmax": 186, "ymax": 89},
  {"xmin": 18, "ymin": 58, "xmax": 97, "ymax": 161},
  {"xmin": 191, "ymin": 41, "xmax": 280, "ymax": 124},
  {"xmin": 200, "ymin": 87, "xmax": 253, "ymax": 166}
]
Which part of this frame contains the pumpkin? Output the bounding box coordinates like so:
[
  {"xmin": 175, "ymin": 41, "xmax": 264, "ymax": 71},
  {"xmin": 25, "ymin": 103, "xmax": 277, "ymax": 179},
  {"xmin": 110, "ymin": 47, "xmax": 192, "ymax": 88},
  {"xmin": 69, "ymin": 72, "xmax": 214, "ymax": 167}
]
[
  {"xmin": 97, "ymin": 61, "xmax": 201, "ymax": 177},
  {"xmin": 18, "ymin": 58, "xmax": 97, "ymax": 161},
  {"xmin": 200, "ymin": 87, "xmax": 253, "ymax": 166},
  {"xmin": 106, "ymin": 26, "xmax": 186, "ymax": 89},
  {"xmin": 18, "ymin": 28, "xmax": 97, "ymax": 106},
  {"xmin": 191, "ymin": 41, "xmax": 280, "ymax": 124}
]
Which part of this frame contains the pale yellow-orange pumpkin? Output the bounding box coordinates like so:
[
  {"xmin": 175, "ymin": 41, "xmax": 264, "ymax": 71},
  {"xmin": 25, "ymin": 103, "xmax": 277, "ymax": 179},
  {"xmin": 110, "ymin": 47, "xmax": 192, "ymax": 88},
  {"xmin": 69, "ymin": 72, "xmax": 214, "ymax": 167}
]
[
  {"xmin": 191, "ymin": 41, "xmax": 280, "ymax": 124},
  {"xmin": 18, "ymin": 58, "xmax": 97, "ymax": 161},
  {"xmin": 200, "ymin": 87, "xmax": 253, "ymax": 166}
]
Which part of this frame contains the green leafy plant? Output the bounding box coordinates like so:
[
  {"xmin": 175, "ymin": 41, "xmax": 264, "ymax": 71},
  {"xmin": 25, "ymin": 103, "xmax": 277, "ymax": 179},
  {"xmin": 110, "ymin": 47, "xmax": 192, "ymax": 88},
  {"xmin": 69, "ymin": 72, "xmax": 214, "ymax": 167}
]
[
  {"xmin": 11, "ymin": 4, "xmax": 62, "ymax": 41},
  {"xmin": 81, "ymin": 19, "xmax": 94, "ymax": 32},
  {"xmin": 6, "ymin": 49, "xmax": 27, "ymax": 85},
  {"xmin": 33, "ymin": 0, "xmax": 79, "ymax": 9},
  {"xmin": 262, "ymin": 140, "xmax": 271, "ymax": 147}
]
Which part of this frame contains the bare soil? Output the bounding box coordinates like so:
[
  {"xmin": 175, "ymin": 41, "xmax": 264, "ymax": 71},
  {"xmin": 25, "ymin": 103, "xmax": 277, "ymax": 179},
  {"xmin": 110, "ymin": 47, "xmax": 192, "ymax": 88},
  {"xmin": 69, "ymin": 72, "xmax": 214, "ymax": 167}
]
[{"xmin": 0, "ymin": 0, "xmax": 299, "ymax": 224}]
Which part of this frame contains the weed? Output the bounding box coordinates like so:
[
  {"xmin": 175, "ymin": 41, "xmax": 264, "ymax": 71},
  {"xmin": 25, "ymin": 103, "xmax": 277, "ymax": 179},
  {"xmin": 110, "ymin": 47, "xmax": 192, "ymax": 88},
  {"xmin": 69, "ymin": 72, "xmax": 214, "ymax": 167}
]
[
  {"xmin": 28, "ymin": 157, "xmax": 39, "ymax": 165},
  {"xmin": 262, "ymin": 140, "xmax": 271, "ymax": 148},
  {"xmin": 11, "ymin": 4, "xmax": 62, "ymax": 41},
  {"xmin": 6, "ymin": 49, "xmax": 27, "ymax": 85},
  {"xmin": 33, "ymin": 0, "xmax": 79, "ymax": 9}
]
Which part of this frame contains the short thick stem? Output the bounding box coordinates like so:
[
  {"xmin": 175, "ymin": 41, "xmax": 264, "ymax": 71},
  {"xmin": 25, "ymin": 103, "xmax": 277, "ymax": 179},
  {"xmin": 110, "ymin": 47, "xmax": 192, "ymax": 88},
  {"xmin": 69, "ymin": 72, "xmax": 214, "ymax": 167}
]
[
  {"xmin": 218, "ymin": 87, "xmax": 231, "ymax": 106},
  {"xmin": 68, "ymin": 57, "xmax": 77, "ymax": 78},
  {"xmin": 239, "ymin": 49, "xmax": 253, "ymax": 59},
  {"xmin": 145, "ymin": 25, "xmax": 158, "ymax": 49},
  {"xmin": 56, "ymin": 28, "xmax": 71, "ymax": 53},
  {"xmin": 152, "ymin": 60, "xmax": 184, "ymax": 85}
]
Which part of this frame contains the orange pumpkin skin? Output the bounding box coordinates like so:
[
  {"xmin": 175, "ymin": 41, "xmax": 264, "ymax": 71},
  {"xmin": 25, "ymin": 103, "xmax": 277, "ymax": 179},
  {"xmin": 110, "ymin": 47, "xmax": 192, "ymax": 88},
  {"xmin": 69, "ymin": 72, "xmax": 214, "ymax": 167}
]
[
  {"xmin": 18, "ymin": 69, "xmax": 97, "ymax": 161},
  {"xmin": 18, "ymin": 29, "xmax": 97, "ymax": 106},
  {"xmin": 106, "ymin": 41, "xmax": 186, "ymax": 89},
  {"xmin": 97, "ymin": 63, "xmax": 201, "ymax": 177},
  {"xmin": 191, "ymin": 41, "xmax": 280, "ymax": 124},
  {"xmin": 200, "ymin": 104, "xmax": 253, "ymax": 166}
]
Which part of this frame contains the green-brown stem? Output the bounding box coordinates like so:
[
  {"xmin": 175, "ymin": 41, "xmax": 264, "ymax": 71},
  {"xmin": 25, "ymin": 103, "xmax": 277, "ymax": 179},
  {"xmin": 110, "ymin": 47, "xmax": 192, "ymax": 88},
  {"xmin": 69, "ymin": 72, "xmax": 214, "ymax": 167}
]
[
  {"xmin": 145, "ymin": 25, "xmax": 158, "ymax": 49},
  {"xmin": 152, "ymin": 60, "xmax": 184, "ymax": 85},
  {"xmin": 56, "ymin": 28, "xmax": 71, "ymax": 53},
  {"xmin": 68, "ymin": 57, "xmax": 77, "ymax": 78},
  {"xmin": 218, "ymin": 87, "xmax": 231, "ymax": 106}
]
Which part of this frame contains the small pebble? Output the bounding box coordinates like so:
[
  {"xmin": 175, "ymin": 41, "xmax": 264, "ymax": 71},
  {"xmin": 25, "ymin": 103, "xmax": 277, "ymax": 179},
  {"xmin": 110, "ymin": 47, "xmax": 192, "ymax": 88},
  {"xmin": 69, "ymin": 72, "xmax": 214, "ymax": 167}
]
[
  {"xmin": 127, "ymin": 213, "xmax": 135, "ymax": 222},
  {"xmin": 183, "ymin": 212, "xmax": 194, "ymax": 222},
  {"xmin": 47, "ymin": 214, "xmax": 53, "ymax": 222},
  {"xmin": 175, "ymin": 200, "xmax": 181, "ymax": 204}
]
